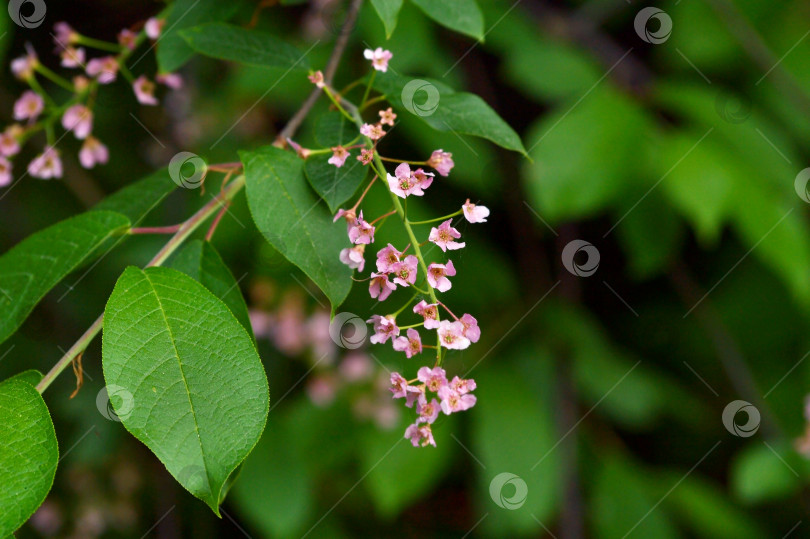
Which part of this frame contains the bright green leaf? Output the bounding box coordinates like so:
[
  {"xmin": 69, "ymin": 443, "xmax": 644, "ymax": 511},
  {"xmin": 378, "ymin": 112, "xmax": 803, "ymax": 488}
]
[
  {"xmin": 157, "ymin": 0, "xmax": 243, "ymax": 73},
  {"xmin": 0, "ymin": 211, "xmax": 130, "ymax": 346},
  {"xmin": 0, "ymin": 379, "xmax": 58, "ymax": 537},
  {"xmin": 370, "ymin": 0, "xmax": 404, "ymax": 38},
  {"xmin": 304, "ymin": 156, "xmax": 368, "ymax": 214},
  {"xmin": 731, "ymin": 441, "xmax": 802, "ymax": 504},
  {"xmin": 410, "ymin": 0, "xmax": 485, "ymax": 41},
  {"xmin": 168, "ymin": 240, "xmax": 253, "ymax": 339},
  {"xmin": 181, "ymin": 23, "xmax": 309, "ymax": 71},
  {"xmin": 94, "ymin": 169, "xmax": 177, "ymax": 224},
  {"xmin": 241, "ymin": 146, "xmax": 352, "ymax": 309},
  {"xmin": 2, "ymin": 370, "xmax": 43, "ymax": 387},
  {"xmin": 102, "ymin": 266, "xmax": 269, "ymax": 514}
]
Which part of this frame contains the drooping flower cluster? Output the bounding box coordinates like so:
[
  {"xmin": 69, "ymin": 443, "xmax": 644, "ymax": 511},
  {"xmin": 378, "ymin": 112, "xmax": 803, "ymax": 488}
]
[{"xmin": 0, "ymin": 17, "xmax": 180, "ymax": 186}]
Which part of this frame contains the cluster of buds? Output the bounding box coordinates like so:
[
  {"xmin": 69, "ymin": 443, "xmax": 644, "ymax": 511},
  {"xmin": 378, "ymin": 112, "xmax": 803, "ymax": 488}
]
[{"xmin": 0, "ymin": 17, "xmax": 180, "ymax": 186}]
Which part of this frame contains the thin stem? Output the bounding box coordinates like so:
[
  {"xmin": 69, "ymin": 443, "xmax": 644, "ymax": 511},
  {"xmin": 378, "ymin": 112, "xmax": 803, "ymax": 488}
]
[
  {"xmin": 437, "ymin": 300, "xmax": 459, "ymax": 321},
  {"xmin": 391, "ymin": 291, "xmax": 420, "ymax": 317},
  {"xmin": 407, "ymin": 210, "xmax": 463, "ymax": 225},
  {"xmin": 379, "ymin": 156, "xmax": 427, "ymax": 165},
  {"xmin": 360, "ymin": 70, "xmax": 376, "ymax": 108},
  {"xmin": 205, "ymin": 201, "xmax": 230, "ymax": 241},
  {"xmin": 359, "ymin": 95, "xmax": 386, "ymax": 112},
  {"xmin": 34, "ymin": 65, "xmax": 75, "ymax": 93},
  {"xmin": 323, "ymin": 86, "xmax": 355, "ymax": 123},
  {"xmin": 351, "ymin": 174, "xmax": 378, "ymax": 211},
  {"xmin": 370, "ymin": 209, "xmax": 396, "ymax": 225},
  {"xmin": 398, "ymin": 323, "xmax": 424, "ymax": 330},
  {"xmin": 74, "ymin": 35, "xmax": 123, "ymax": 53},
  {"xmin": 35, "ymin": 176, "xmax": 246, "ymax": 394},
  {"xmin": 129, "ymin": 225, "xmax": 183, "ymax": 234}
]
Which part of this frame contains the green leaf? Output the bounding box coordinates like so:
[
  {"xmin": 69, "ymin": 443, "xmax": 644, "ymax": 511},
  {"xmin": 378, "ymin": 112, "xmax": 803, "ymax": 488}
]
[
  {"xmin": 102, "ymin": 266, "xmax": 269, "ymax": 514},
  {"xmin": 410, "ymin": 0, "xmax": 485, "ymax": 41},
  {"xmin": 731, "ymin": 441, "xmax": 802, "ymax": 504},
  {"xmin": 181, "ymin": 23, "xmax": 309, "ymax": 71},
  {"xmin": 241, "ymin": 146, "xmax": 352, "ymax": 309},
  {"xmin": 0, "ymin": 211, "xmax": 130, "ymax": 346},
  {"xmin": 94, "ymin": 169, "xmax": 177, "ymax": 224},
  {"xmin": 157, "ymin": 0, "xmax": 243, "ymax": 73},
  {"xmin": 370, "ymin": 0, "xmax": 404, "ymax": 38},
  {"xmin": 304, "ymin": 156, "xmax": 368, "ymax": 214},
  {"xmin": 374, "ymin": 72, "xmax": 525, "ymax": 154},
  {"xmin": 314, "ymin": 111, "xmax": 359, "ymax": 148},
  {"xmin": 0, "ymin": 379, "xmax": 59, "ymax": 537},
  {"xmin": 168, "ymin": 240, "xmax": 254, "ymax": 339},
  {"xmin": 2, "ymin": 370, "xmax": 43, "ymax": 387}
]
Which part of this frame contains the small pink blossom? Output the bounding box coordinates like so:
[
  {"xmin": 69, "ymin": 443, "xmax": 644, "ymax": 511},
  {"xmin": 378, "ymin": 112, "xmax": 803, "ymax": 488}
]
[
  {"xmin": 78, "ymin": 136, "xmax": 108, "ymax": 169},
  {"xmin": 156, "ymin": 73, "xmax": 183, "ymax": 89},
  {"xmin": 369, "ymin": 272, "xmax": 396, "ymax": 301},
  {"xmin": 393, "ymin": 328, "xmax": 422, "ymax": 358},
  {"xmin": 339, "ymin": 244, "xmax": 365, "ymax": 271},
  {"xmin": 463, "ymin": 199, "xmax": 490, "ymax": 223},
  {"xmin": 437, "ymin": 320, "xmax": 470, "ymax": 350},
  {"xmin": 145, "ymin": 18, "xmax": 164, "ymax": 40},
  {"xmin": 328, "ymin": 146, "xmax": 350, "ymax": 167},
  {"xmin": 118, "ymin": 29, "xmax": 138, "ymax": 50},
  {"xmin": 404, "ymin": 423, "xmax": 436, "ymax": 447},
  {"xmin": 418, "ymin": 366, "xmax": 448, "ymax": 393},
  {"xmin": 449, "ymin": 375, "xmax": 477, "ymax": 394},
  {"xmin": 61, "ymin": 104, "xmax": 93, "ymax": 139},
  {"xmin": 438, "ymin": 385, "xmax": 477, "ymax": 414},
  {"xmin": 417, "ymin": 398, "xmax": 440, "ymax": 424},
  {"xmin": 390, "ymin": 372, "xmax": 410, "ymax": 398},
  {"xmin": 378, "ymin": 107, "xmax": 396, "ymax": 126},
  {"xmin": 413, "ymin": 300, "xmax": 440, "ymax": 329},
  {"xmin": 412, "ymin": 168, "xmax": 434, "ymax": 191},
  {"xmin": 459, "ymin": 314, "xmax": 480, "ymax": 343},
  {"xmin": 348, "ymin": 211, "xmax": 374, "ymax": 244},
  {"xmin": 28, "ymin": 147, "xmax": 63, "ymax": 179},
  {"xmin": 308, "ymin": 70, "xmax": 325, "ymax": 88},
  {"xmin": 333, "ymin": 207, "xmax": 357, "ymax": 224},
  {"xmin": 73, "ymin": 75, "xmax": 90, "ymax": 92},
  {"xmin": 86, "ymin": 56, "xmax": 118, "ymax": 84},
  {"xmin": 360, "ymin": 123, "xmax": 385, "ymax": 140},
  {"xmin": 391, "ymin": 255, "xmax": 418, "ymax": 287},
  {"xmin": 0, "ymin": 157, "xmax": 12, "ymax": 187},
  {"xmin": 0, "ymin": 126, "xmax": 21, "ymax": 157},
  {"xmin": 368, "ymin": 314, "xmax": 399, "ymax": 344},
  {"xmin": 13, "ymin": 91, "xmax": 43, "ymax": 122},
  {"xmin": 53, "ymin": 22, "xmax": 77, "ymax": 46},
  {"xmin": 60, "ymin": 47, "xmax": 85, "ymax": 68},
  {"xmin": 11, "ymin": 46, "xmax": 37, "ymax": 80},
  {"xmin": 427, "ymin": 149, "xmax": 454, "ymax": 176},
  {"xmin": 358, "ymin": 148, "xmax": 374, "ymax": 165},
  {"xmin": 429, "ymin": 219, "xmax": 465, "ymax": 252},
  {"xmin": 364, "ymin": 47, "xmax": 393, "ymax": 72},
  {"xmin": 405, "ymin": 384, "xmax": 426, "ymax": 408},
  {"xmin": 427, "ymin": 260, "xmax": 456, "ymax": 292},
  {"xmin": 387, "ymin": 163, "xmax": 424, "ymax": 198},
  {"xmin": 132, "ymin": 75, "xmax": 158, "ymax": 105},
  {"xmin": 286, "ymin": 138, "xmax": 311, "ymax": 159},
  {"xmin": 376, "ymin": 244, "xmax": 402, "ymax": 273}
]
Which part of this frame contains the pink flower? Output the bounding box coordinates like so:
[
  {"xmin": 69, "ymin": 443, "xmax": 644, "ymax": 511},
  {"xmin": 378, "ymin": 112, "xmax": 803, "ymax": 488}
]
[
  {"xmin": 360, "ymin": 123, "xmax": 385, "ymax": 140},
  {"xmin": 417, "ymin": 366, "xmax": 448, "ymax": 393},
  {"xmin": 61, "ymin": 104, "xmax": 93, "ymax": 139},
  {"xmin": 405, "ymin": 384, "xmax": 425, "ymax": 408},
  {"xmin": 459, "ymin": 314, "xmax": 480, "ymax": 343},
  {"xmin": 60, "ymin": 47, "xmax": 85, "ymax": 68},
  {"xmin": 308, "ymin": 70, "xmax": 325, "ymax": 88},
  {"xmin": 286, "ymin": 138, "xmax": 311, "ymax": 159},
  {"xmin": 78, "ymin": 136, "xmax": 108, "ymax": 169},
  {"xmin": 118, "ymin": 29, "xmax": 138, "ymax": 50},
  {"xmin": 376, "ymin": 243, "xmax": 402, "ymax": 273},
  {"xmin": 427, "ymin": 260, "xmax": 456, "ymax": 292},
  {"xmin": 463, "ymin": 199, "xmax": 490, "ymax": 223},
  {"xmin": 0, "ymin": 157, "xmax": 12, "ymax": 187},
  {"xmin": 404, "ymin": 423, "xmax": 436, "ymax": 447},
  {"xmin": 339, "ymin": 244, "xmax": 365, "ymax": 271},
  {"xmin": 387, "ymin": 163, "xmax": 424, "ymax": 198},
  {"xmin": 390, "ymin": 372, "xmax": 410, "ymax": 398},
  {"xmin": 132, "ymin": 75, "xmax": 158, "ymax": 105},
  {"xmin": 156, "ymin": 73, "xmax": 183, "ymax": 89},
  {"xmin": 369, "ymin": 272, "xmax": 396, "ymax": 301},
  {"xmin": 13, "ymin": 91, "xmax": 43, "ymax": 122},
  {"xmin": 28, "ymin": 147, "xmax": 63, "ymax": 179},
  {"xmin": 11, "ymin": 46, "xmax": 37, "ymax": 80},
  {"xmin": 86, "ymin": 56, "xmax": 118, "ymax": 84},
  {"xmin": 53, "ymin": 22, "xmax": 77, "ymax": 46},
  {"xmin": 333, "ymin": 207, "xmax": 357, "ymax": 224},
  {"xmin": 429, "ymin": 219, "xmax": 465, "ymax": 252},
  {"xmin": 427, "ymin": 149, "xmax": 454, "ymax": 176},
  {"xmin": 449, "ymin": 376, "xmax": 477, "ymax": 394},
  {"xmin": 413, "ymin": 300, "xmax": 440, "ymax": 329},
  {"xmin": 437, "ymin": 320, "xmax": 470, "ymax": 350},
  {"xmin": 348, "ymin": 211, "xmax": 374, "ymax": 244},
  {"xmin": 417, "ymin": 398, "xmax": 440, "ymax": 424},
  {"xmin": 328, "ymin": 146, "xmax": 350, "ymax": 167},
  {"xmin": 357, "ymin": 148, "xmax": 374, "ymax": 165},
  {"xmin": 0, "ymin": 126, "xmax": 21, "ymax": 157},
  {"xmin": 391, "ymin": 255, "xmax": 418, "ymax": 287},
  {"xmin": 368, "ymin": 314, "xmax": 399, "ymax": 344},
  {"xmin": 412, "ymin": 168, "xmax": 434, "ymax": 191},
  {"xmin": 145, "ymin": 18, "xmax": 164, "ymax": 40},
  {"xmin": 378, "ymin": 107, "xmax": 396, "ymax": 126},
  {"xmin": 363, "ymin": 47, "xmax": 393, "ymax": 72},
  {"xmin": 393, "ymin": 328, "xmax": 422, "ymax": 358},
  {"xmin": 438, "ymin": 385, "xmax": 477, "ymax": 414}
]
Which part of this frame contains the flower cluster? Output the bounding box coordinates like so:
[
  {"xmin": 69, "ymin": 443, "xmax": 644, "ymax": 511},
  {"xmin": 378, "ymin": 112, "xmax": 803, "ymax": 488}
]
[
  {"xmin": 390, "ymin": 367, "xmax": 476, "ymax": 447},
  {"xmin": 0, "ymin": 17, "xmax": 180, "ymax": 186}
]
